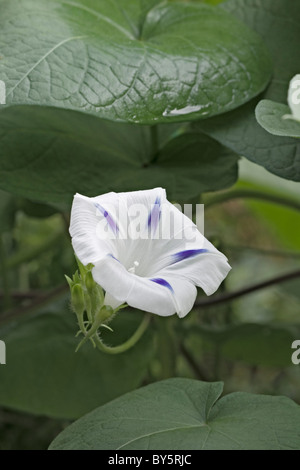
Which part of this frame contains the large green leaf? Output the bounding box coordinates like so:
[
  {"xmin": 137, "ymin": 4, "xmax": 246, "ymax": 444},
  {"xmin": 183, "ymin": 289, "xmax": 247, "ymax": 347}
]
[
  {"xmin": 49, "ymin": 378, "xmax": 300, "ymax": 450},
  {"xmin": 0, "ymin": 310, "xmax": 154, "ymax": 419},
  {"xmin": 255, "ymin": 100, "xmax": 300, "ymax": 138},
  {"xmin": 0, "ymin": 0, "xmax": 271, "ymax": 124},
  {"xmin": 195, "ymin": 0, "xmax": 300, "ymax": 181},
  {"xmin": 0, "ymin": 106, "xmax": 238, "ymax": 206}
]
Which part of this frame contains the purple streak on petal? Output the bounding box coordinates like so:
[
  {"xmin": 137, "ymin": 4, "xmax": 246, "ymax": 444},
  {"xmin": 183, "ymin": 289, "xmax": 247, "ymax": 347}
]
[
  {"xmin": 171, "ymin": 249, "xmax": 209, "ymax": 265},
  {"xmin": 108, "ymin": 254, "xmax": 120, "ymax": 263},
  {"xmin": 94, "ymin": 203, "xmax": 119, "ymax": 235},
  {"xmin": 147, "ymin": 196, "xmax": 161, "ymax": 234},
  {"xmin": 151, "ymin": 278, "xmax": 174, "ymax": 292}
]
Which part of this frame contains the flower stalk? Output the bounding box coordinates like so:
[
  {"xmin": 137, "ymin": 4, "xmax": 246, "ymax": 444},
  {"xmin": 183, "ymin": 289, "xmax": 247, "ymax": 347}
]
[{"xmin": 67, "ymin": 258, "xmax": 150, "ymax": 354}]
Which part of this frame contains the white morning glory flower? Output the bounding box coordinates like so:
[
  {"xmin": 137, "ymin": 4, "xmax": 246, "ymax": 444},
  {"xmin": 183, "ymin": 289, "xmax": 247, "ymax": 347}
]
[
  {"xmin": 69, "ymin": 188, "xmax": 231, "ymax": 318},
  {"xmin": 284, "ymin": 74, "xmax": 300, "ymax": 122}
]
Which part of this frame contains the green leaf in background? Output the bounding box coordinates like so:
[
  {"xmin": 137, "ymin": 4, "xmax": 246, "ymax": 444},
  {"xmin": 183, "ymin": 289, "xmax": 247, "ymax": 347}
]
[
  {"xmin": 194, "ymin": 0, "xmax": 300, "ymax": 181},
  {"xmin": 49, "ymin": 378, "xmax": 300, "ymax": 450},
  {"xmin": 202, "ymin": 0, "xmax": 224, "ymax": 4},
  {"xmin": 232, "ymin": 159, "xmax": 300, "ymax": 252},
  {"xmin": 245, "ymin": 200, "xmax": 300, "ymax": 252},
  {"xmin": 156, "ymin": 132, "xmax": 239, "ymax": 199},
  {"xmin": 238, "ymin": 158, "xmax": 300, "ymax": 205},
  {"xmin": 255, "ymin": 100, "xmax": 300, "ymax": 138},
  {"xmin": 0, "ymin": 0, "xmax": 271, "ymax": 124},
  {"xmin": 221, "ymin": 324, "xmax": 300, "ymax": 367},
  {"xmin": 16, "ymin": 200, "xmax": 58, "ymax": 219},
  {"xmin": 188, "ymin": 323, "xmax": 300, "ymax": 367},
  {"xmin": 0, "ymin": 310, "xmax": 154, "ymax": 419},
  {"xmin": 0, "ymin": 107, "xmax": 239, "ymax": 206},
  {"xmin": 0, "ymin": 190, "xmax": 16, "ymax": 233}
]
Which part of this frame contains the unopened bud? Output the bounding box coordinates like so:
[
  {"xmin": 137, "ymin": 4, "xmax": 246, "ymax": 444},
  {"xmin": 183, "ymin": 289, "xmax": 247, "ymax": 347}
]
[
  {"xmin": 85, "ymin": 271, "xmax": 105, "ymax": 314},
  {"xmin": 65, "ymin": 275, "xmax": 74, "ymax": 289},
  {"xmin": 95, "ymin": 306, "xmax": 114, "ymax": 324},
  {"xmin": 71, "ymin": 283, "xmax": 85, "ymax": 315},
  {"xmin": 85, "ymin": 271, "xmax": 95, "ymax": 292},
  {"xmin": 72, "ymin": 270, "xmax": 81, "ymax": 285}
]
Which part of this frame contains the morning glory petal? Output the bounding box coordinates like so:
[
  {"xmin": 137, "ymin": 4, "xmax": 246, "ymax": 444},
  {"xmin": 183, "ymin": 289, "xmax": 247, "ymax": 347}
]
[
  {"xmin": 147, "ymin": 196, "xmax": 161, "ymax": 235},
  {"xmin": 94, "ymin": 202, "xmax": 119, "ymax": 235},
  {"xmin": 170, "ymin": 249, "xmax": 209, "ymax": 264},
  {"xmin": 93, "ymin": 255, "xmax": 198, "ymax": 318},
  {"xmin": 69, "ymin": 193, "xmax": 118, "ymax": 266},
  {"xmin": 70, "ymin": 188, "xmax": 231, "ymax": 318},
  {"xmin": 92, "ymin": 255, "xmax": 177, "ymax": 316},
  {"xmin": 151, "ymin": 277, "xmax": 174, "ymax": 292},
  {"xmin": 93, "ymin": 255, "xmax": 200, "ymax": 318},
  {"xmin": 160, "ymin": 250, "xmax": 231, "ymax": 296}
]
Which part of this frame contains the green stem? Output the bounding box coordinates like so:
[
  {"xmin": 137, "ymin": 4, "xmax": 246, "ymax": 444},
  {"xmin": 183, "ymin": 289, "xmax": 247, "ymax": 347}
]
[
  {"xmin": 76, "ymin": 312, "xmax": 87, "ymax": 338},
  {"xmin": 93, "ymin": 314, "xmax": 151, "ymax": 354},
  {"xmin": 75, "ymin": 314, "xmax": 103, "ymax": 352},
  {"xmin": 204, "ymin": 189, "xmax": 300, "ymax": 212},
  {"xmin": 0, "ymin": 235, "xmax": 11, "ymax": 310}
]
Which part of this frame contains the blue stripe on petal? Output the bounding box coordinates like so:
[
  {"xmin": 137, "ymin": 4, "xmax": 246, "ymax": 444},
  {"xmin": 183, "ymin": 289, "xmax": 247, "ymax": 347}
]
[
  {"xmin": 108, "ymin": 254, "xmax": 120, "ymax": 263},
  {"xmin": 147, "ymin": 196, "xmax": 161, "ymax": 233},
  {"xmin": 94, "ymin": 203, "xmax": 119, "ymax": 235},
  {"xmin": 151, "ymin": 278, "xmax": 174, "ymax": 292},
  {"xmin": 171, "ymin": 249, "xmax": 208, "ymax": 264}
]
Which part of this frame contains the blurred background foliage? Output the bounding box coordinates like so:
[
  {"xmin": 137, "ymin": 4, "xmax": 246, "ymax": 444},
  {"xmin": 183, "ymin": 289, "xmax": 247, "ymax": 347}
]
[
  {"xmin": 0, "ymin": 0, "xmax": 299, "ymax": 450},
  {"xmin": 0, "ymin": 157, "xmax": 299, "ymax": 449}
]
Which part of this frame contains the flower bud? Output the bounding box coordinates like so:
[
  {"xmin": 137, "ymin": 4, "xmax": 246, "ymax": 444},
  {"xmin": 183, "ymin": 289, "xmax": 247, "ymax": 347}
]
[
  {"xmin": 71, "ymin": 283, "xmax": 85, "ymax": 316},
  {"xmin": 65, "ymin": 275, "xmax": 74, "ymax": 289},
  {"xmin": 72, "ymin": 270, "xmax": 81, "ymax": 285},
  {"xmin": 95, "ymin": 306, "xmax": 114, "ymax": 324},
  {"xmin": 85, "ymin": 270, "xmax": 95, "ymax": 292},
  {"xmin": 84, "ymin": 271, "xmax": 105, "ymax": 315}
]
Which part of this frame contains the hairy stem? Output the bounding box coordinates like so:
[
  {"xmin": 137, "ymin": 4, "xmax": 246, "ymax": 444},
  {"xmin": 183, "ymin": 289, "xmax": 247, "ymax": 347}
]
[{"xmin": 93, "ymin": 314, "xmax": 151, "ymax": 354}]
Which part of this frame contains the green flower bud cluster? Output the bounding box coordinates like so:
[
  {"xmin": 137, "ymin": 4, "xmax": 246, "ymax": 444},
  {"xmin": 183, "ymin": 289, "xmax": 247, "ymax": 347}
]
[{"xmin": 65, "ymin": 257, "xmax": 124, "ymax": 352}]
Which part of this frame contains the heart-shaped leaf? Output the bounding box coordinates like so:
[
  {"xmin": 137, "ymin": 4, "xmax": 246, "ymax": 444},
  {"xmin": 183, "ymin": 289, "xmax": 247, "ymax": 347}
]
[
  {"xmin": 0, "ymin": 0, "xmax": 271, "ymax": 124},
  {"xmin": 0, "ymin": 106, "xmax": 239, "ymax": 207},
  {"xmin": 255, "ymin": 100, "xmax": 300, "ymax": 138},
  {"xmin": 0, "ymin": 310, "xmax": 154, "ymax": 419},
  {"xmin": 49, "ymin": 378, "xmax": 300, "ymax": 450},
  {"xmin": 195, "ymin": 0, "xmax": 300, "ymax": 181}
]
